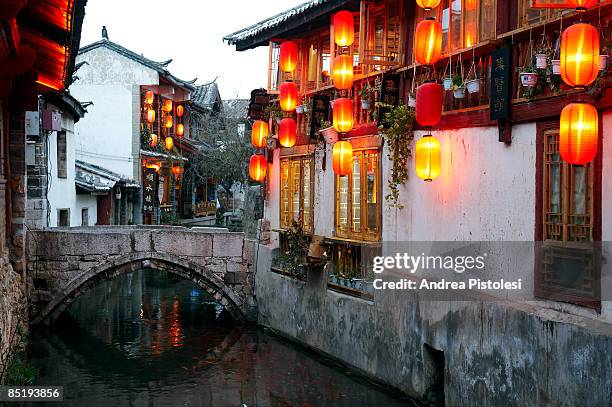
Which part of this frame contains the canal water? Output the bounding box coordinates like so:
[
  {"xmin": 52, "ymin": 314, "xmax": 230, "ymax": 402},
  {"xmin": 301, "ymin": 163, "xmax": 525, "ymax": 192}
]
[{"xmin": 27, "ymin": 270, "xmax": 414, "ymax": 406}]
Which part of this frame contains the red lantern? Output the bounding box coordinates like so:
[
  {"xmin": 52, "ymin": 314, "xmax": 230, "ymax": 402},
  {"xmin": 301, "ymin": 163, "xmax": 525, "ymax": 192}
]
[
  {"xmin": 561, "ymin": 23, "xmax": 599, "ymax": 88},
  {"xmin": 416, "ymin": 82, "xmax": 443, "ymax": 128},
  {"xmin": 162, "ymin": 99, "xmax": 173, "ymax": 112},
  {"xmin": 164, "ymin": 136, "xmax": 174, "ymax": 151},
  {"xmin": 145, "ymin": 91, "xmax": 154, "ymax": 105},
  {"xmin": 149, "ymin": 133, "xmax": 159, "ymax": 148},
  {"xmin": 176, "ymin": 123, "xmax": 184, "ymax": 137},
  {"xmin": 146, "ymin": 109, "xmax": 155, "ymax": 123},
  {"xmin": 279, "ymin": 118, "xmax": 297, "ymax": 148},
  {"xmin": 416, "ymin": 0, "xmax": 441, "ymax": 10},
  {"xmin": 280, "ymin": 81, "xmax": 298, "ymax": 112},
  {"xmin": 333, "ymin": 11, "xmax": 354, "ymax": 47},
  {"xmin": 164, "ymin": 115, "xmax": 173, "ymax": 128},
  {"xmin": 249, "ymin": 154, "xmax": 267, "ymax": 181},
  {"xmin": 414, "ymin": 18, "xmax": 443, "ymax": 66},
  {"xmin": 252, "ymin": 120, "xmax": 269, "ymax": 148},
  {"xmin": 146, "ymin": 163, "xmax": 161, "ymax": 172},
  {"xmin": 172, "ymin": 166, "xmax": 184, "ymax": 177},
  {"xmin": 332, "ymin": 54, "xmax": 354, "ymax": 90},
  {"xmin": 279, "ymin": 41, "xmax": 298, "ymax": 74},
  {"xmin": 559, "ymin": 103, "xmax": 598, "ymax": 165},
  {"xmin": 333, "ymin": 98, "xmax": 353, "ymax": 133},
  {"xmin": 567, "ymin": 0, "xmax": 598, "ymax": 12},
  {"xmin": 332, "ymin": 141, "xmax": 353, "ymax": 176},
  {"xmin": 176, "ymin": 105, "xmax": 184, "ymax": 117}
]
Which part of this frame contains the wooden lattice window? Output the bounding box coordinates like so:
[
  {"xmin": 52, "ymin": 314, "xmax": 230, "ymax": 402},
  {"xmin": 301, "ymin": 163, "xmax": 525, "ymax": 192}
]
[
  {"xmin": 335, "ymin": 149, "xmax": 381, "ymax": 241},
  {"xmin": 280, "ymin": 155, "xmax": 314, "ymax": 233},
  {"xmin": 358, "ymin": 0, "xmax": 404, "ymax": 74},
  {"xmin": 518, "ymin": 0, "xmax": 565, "ymax": 27}
]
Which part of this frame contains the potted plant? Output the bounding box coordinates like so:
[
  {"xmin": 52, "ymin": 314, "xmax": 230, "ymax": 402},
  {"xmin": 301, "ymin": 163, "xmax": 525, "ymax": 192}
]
[
  {"xmin": 452, "ymin": 74, "xmax": 466, "ymax": 99},
  {"xmin": 318, "ymin": 120, "xmax": 337, "ymax": 144},
  {"xmin": 552, "ymin": 36, "xmax": 561, "ymax": 75},
  {"xmin": 408, "ymin": 92, "xmax": 417, "ymax": 107},
  {"xmin": 443, "ymin": 59, "xmax": 453, "ymax": 90},
  {"xmin": 303, "ymin": 101, "xmax": 310, "ymax": 113},
  {"xmin": 358, "ymin": 85, "xmax": 374, "ymax": 110},
  {"xmin": 296, "ymin": 105, "xmax": 304, "ymax": 114},
  {"xmin": 465, "ymin": 60, "xmax": 480, "ymax": 94},
  {"xmin": 519, "ymin": 64, "xmax": 539, "ymax": 88},
  {"xmin": 535, "ymin": 35, "xmax": 552, "ymax": 70},
  {"xmin": 600, "ymin": 39, "xmax": 610, "ymax": 71}
]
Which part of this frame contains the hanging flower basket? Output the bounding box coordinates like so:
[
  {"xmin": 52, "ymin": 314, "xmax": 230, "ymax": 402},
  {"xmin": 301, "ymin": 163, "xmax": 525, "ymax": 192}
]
[
  {"xmin": 361, "ymin": 99, "xmax": 371, "ymax": 110},
  {"xmin": 453, "ymin": 87, "xmax": 466, "ymax": 99},
  {"xmin": 520, "ymin": 72, "xmax": 539, "ymax": 88},
  {"xmin": 303, "ymin": 104, "xmax": 310, "ymax": 113},
  {"xmin": 320, "ymin": 126, "xmax": 339, "ymax": 144},
  {"xmin": 552, "ymin": 60, "xmax": 561, "ymax": 75},
  {"xmin": 443, "ymin": 77, "xmax": 453, "ymax": 90},
  {"xmin": 296, "ymin": 105, "xmax": 304, "ymax": 114},
  {"xmin": 535, "ymin": 53, "xmax": 548, "ymax": 69},
  {"xmin": 599, "ymin": 54, "xmax": 609, "ymax": 71},
  {"xmin": 408, "ymin": 94, "xmax": 416, "ymax": 108},
  {"xmin": 466, "ymin": 79, "xmax": 480, "ymax": 94}
]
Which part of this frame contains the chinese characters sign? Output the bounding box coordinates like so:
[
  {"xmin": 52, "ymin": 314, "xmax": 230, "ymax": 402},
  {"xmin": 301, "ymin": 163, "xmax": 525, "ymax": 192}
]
[
  {"xmin": 377, "ymin": 73, "xmax": 401, "ymax": 127},
  {"xmin": 248, "ymin": 89, "xmax": 269, "ymax": 121},
  {"xmin": 490, "ymin": 47, "xmax": 512, "ymax": 121},
  {"xmin": 309, "ymin": 94, "xmax": 330, "ymax": 137},
  {"xmin": 142, "ymin": 168, "xmax": 158, "ymax": 213}
]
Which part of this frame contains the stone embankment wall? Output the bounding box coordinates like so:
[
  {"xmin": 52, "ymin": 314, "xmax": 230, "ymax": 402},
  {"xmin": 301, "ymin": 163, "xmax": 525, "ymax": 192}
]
[{"xmin": 0, "ymin": 254, "xmax": 26, "ymax": 382}]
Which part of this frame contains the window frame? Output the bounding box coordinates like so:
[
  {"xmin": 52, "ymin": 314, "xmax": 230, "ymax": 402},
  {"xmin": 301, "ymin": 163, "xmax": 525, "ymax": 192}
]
[{"xmin": 279, "ymin": 154, "xmax": 315, "ymax": 233}]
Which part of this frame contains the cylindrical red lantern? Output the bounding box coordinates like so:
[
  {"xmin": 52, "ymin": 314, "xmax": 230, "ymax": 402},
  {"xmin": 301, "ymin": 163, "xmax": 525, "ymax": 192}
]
[
  {"xmin": 279, "ymin": 118, "xmax": 297, "ymax": 148},
  {"xmin": 567, "ymin": 0, "xmax": 598, "ymax": 12},
  {"xmin": 162, "ymin": 99, "xmax": 173, "ymax": 112},
  {"xmin": 332, "ymin": 54, "xmax": 354, "ymax": 90},
  {"xmin": 164, "ymin": 136, "xmax": 174, "ymax": 151},
  {"xmin": 279, "ymin": 41, "xmax": 298, "ymax": 74},
  {"xmin": 164, "ymin": 115, "xmax": 173, "ymax": 128},
  {"xmin": 249, "ymin": 154, "xmax": 267, "ymax": 182},
  {"xmin": 559, "ymin": 103, "xmax": 598, "ymax": 165},
  {"xmin": 333, "ymin": 98, "xmax": 353, "ymax": 133},
  {"xmin": 252, "ymin": 120, "xmax": 269, "ymax": 148},
  {"xmin": 280, "ymin": 81, "xmax": 298, "ymax": 112},
  {"xmin": 333, "ymin": 11, "xmax": 354, "ymax": 47},
  {"xmin": 416, "ymin": 0, "xmax": 441, "ymax": 10},
  {"xmin": 145, "ymin": 91, "xmax": 154, "ymax": 105},
  {"xmin": 176, "ymin": 105, "xmax": 184, "ymax": 117},
  {"xmin": 561, "ymin": 23, "xmax": 599, "ymax": 88},
  {"xmin": 332, "ymin": 141, "xmax": 353, "ymax": 176},
  {"xmin": 176, "ymin": 123, "xmax": 184, "ymax": 137},
  {"xmin": 149, "ymin": 133, "xmax": 158, "ymax": 148},
  {"xmin": 416, "ymin": 82, "xmax": 443, "ymax": 128},
  {"xmin": 414, "ymin": 18, "xmax": 443, "ymax": 66},
  {"xmin": 146, "ymin": 109, "xmax": 155, "ymax": 123}
]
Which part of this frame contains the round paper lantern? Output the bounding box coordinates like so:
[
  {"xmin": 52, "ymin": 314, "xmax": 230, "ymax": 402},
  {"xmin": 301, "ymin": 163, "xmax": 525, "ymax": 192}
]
[
  {"xmin": 332, "ymin": 54, "xmax": 354, "ymax": 90},
  {"xmin": 333, "ymin": 98, "xmax": 353, "ymax": 133},
  {"xmin": 416, "ymin": 0, "xmax": 441, "ymax": 10},
  {"xmin": 332, "ymin": 141, "xmax": 353, "ymax": 176},
  {"xmin": 559, "ymin": 103, "xmax": 598, "ymax": 165},
  {"xmin": 176, "ymin": 105, "xmax": 184, "ymax": 117},
  {"xmin": 280, "ymin": 81, "xmax": 298, "ymax": 112},
  {"xmin": 164, "ymin": 136, "xmax": 174, "ymax": 151},
  {"xmin": 164, "ymin": 115, "xmax": 173, "ymax": 128},
  {"xmin": 279, "ymin": 41, "xmax": 298, "ymax": 73},
  {"xmin": 146, "ymin": 109, "xmax": 155, "ymax": 123},
  {"xmin": 252, "ymin": 120, "xmax": 269, "ymax": 148},
  {"xmin": 162, "ymin": 99, "xmax": 173, "ymax": 112},
  {"xmin": 415, "ymin": 134, "xmax": 441, "ymax": 182},
  {"xmin": 414, "ymin": 18, "xmax": 443, "ymax": 65},
  {"xmin": 176, "ymin": 123, "xmax": 184, "ymax": 137},
  {"xmin": 334, "ymin": 11, "xmax": 355, "ymax": 47},
  {"xmin": 279, "ymin": 118, "xmax": 297, "ymax": 148},
  {"xmin": 149, "ymin": 133, "xmax": 159, "ymax": 148},
  {"xmin": 416, "ymin": 82, "xmax": 443, "ymax": 128},
  {"xmin": 249, "ymin": 154, "xmax": 267, "ymax": 182},
  {"xmin": 567, "ymin": 0, "xmax": 598, "ymax": 12},
  {"xmin": 172, "ymin": 166, "xmax": 184, "ymax": 177},
  {"xmin": 145, "ymin": 91, "xmax": 154, "ymax": 105},
  {"xmin": 561, "ymin": 23, "xmax": 599, "ymax": 88}
]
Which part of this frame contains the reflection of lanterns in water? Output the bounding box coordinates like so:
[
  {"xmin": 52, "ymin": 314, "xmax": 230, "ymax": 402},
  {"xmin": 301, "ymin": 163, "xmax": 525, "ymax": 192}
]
[{"xmin": 169, "ymin": 298, "xmax": 182, "ymax": 348}]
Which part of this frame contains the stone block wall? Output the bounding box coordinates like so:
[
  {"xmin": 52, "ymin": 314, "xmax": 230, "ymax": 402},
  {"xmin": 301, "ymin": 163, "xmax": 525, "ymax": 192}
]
[{"xmin": 0, "ymin": 255, "xmax": 26, "ymax": 383}]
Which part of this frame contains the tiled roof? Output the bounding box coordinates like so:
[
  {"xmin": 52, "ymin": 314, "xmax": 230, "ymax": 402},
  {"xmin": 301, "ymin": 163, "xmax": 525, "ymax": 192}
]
[
  {"xmin": 222, "ymin": 99, "xmax": 250, "ymax": 120},
  {"xmin": 75, "ymin": 160, "xmax": 140, "ymax": 193},
  {"xmin": 78, "ymin": 39, "xmax": 196, "ymax": 90},
  {"xmin": 192, "ymin": 82, "xmax": 222, "ymax": 110},
  {"xmin": 223, "ymin": 0, "xmax": 351, "ymax": 50}
]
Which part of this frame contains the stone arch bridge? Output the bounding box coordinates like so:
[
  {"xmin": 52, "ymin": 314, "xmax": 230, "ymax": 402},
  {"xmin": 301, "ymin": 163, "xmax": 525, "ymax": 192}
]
[{"xmin": 26, "ymin": 226, "xmax": 257, "ymax": 324}]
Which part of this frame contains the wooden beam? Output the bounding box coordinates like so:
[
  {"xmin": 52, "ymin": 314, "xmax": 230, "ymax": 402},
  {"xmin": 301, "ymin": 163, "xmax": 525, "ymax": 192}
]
[{"xmin": 0, "ymin": 0, "xmax": 27, "ymax": 21}]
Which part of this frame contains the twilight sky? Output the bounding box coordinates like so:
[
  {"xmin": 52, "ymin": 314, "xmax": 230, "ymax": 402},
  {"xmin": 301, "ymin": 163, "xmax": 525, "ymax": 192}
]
[{"xmin": 79, "ymin": 0, "xmax": 305, "ymax": 99}]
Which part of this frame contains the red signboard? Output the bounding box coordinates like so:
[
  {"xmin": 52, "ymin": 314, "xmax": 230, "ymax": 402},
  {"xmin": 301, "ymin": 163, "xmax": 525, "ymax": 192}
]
[{"xmin": 531, "ymin": 0, "xmax": 573, "ymax": 8}]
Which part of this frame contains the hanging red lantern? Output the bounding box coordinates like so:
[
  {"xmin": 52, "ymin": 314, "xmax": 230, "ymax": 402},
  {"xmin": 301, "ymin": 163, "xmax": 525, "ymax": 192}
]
[
  {"xmin": 416, "ymin": 82, "xmax": 443, "ymax": 128},
  {"xmin": 414, "ymin": 18, "xmax": 443, "ymax": 66},
  {"xmin": 279, "ymin": 41, "xmax": 298, "ymax": 74},
  {"xmin": 249, "ymin": 154, "xmax": 267, "ymax": 182},
  {"xmin": 278, "ymin": 118, "xmax": 297, "ymax": 148},
  {"xmin": 567, "ymin": 0, "xmax": 598, "ymax": 12},
  {"xmin": 164, "ymin": 115, "xmax": 173, "ymax": 128},
  {"xmin": 332, "ymin": 141, "xmax": 353, "ymax": 176},
  {"xmin": 333, "ymin": 11, "xmax": 355, "ymax": 47},
  {"xmin": 415, "ymin": 134, "xmax": 441, "ymax": 182},
  {"xmin": 416, "ymin": 0, "xmax": 441, "ymax": 11},
  {"xmin": 333, "ymin": 98, "xmax": 353, "ymax": 133},
  {"xmin": 164, "ymin": 136, "xmax": 174, "ymax": 151},
  {"xmin": 149, "ymin": 133, "xmax": 159, "ymax": 148},
  {"xmin": 332, "ymin": 54, "xmax": 354, "ymax": 90},
  {"xmin": 145, "ymin": 91, "xmax": 154, "ymax": 105},
  {"xmin": 146, "ymin": 109, "xmax": 156, "ymax": 123},
  {"xmin": 252, "ymin": 120, "xmax": 269, "ymax": 148},
  {"xmin": 560, "ymin": 23, "xmax": 599, "ymax": 88},
  {"xmin": 146, "ymin": 162, "xmax": 161, "ymax": 172},
  {"xmin": 172, "ymin": 165, "xmax": 184, "ymax": 177},
  {"xmin": 162, "ymin": 99, "xmax": 173, "ymax": 112},
  {"xmin": 176, "ymin": 123, "xmax": 184, "ymax": 137},
  {"xmin": 280, "ymin": 81, "xmax": 298, "ymax": 112},
  {"xmin": 559, "ymin": 103, "xmax": 598, "ymax": 165},
  {"xmin": 176, "ymin": 105, "xmax": 184, "ymax": 117}
]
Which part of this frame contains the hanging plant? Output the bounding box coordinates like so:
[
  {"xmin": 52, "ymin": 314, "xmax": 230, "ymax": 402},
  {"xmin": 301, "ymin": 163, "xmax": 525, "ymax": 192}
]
[{"xmin": 379, "ymin": 104, "xmax": 415, "ymax": 209}]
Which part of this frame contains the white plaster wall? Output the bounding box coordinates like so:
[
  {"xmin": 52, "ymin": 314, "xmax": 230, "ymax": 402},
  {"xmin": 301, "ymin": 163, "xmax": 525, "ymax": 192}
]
[
  {"xmin": 69, "ymin": 47, "xmax": 159, "ymax": 180},
  {"xmin": 600, "ymin": 109, "xmax": 612, "ymax": 318},
  {"xmin": 75, "ymin": 194, "xmax": 98, "ymax": 226},
  {"xmin": 264, "ymin": 148, "xmax": 281, "ymax": 247}
]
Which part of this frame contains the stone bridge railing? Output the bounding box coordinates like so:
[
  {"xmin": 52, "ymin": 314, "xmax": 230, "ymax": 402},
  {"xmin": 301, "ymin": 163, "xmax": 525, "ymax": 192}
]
[{"xmin": 26, "ymin": 226, "xmax": 257, "ymax": 324}]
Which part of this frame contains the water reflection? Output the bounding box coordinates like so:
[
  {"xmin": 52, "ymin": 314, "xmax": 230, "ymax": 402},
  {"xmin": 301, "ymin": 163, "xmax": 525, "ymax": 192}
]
[{"xmin": 28, "ymin": 269, "xmax": 413, "ymax": 406}]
